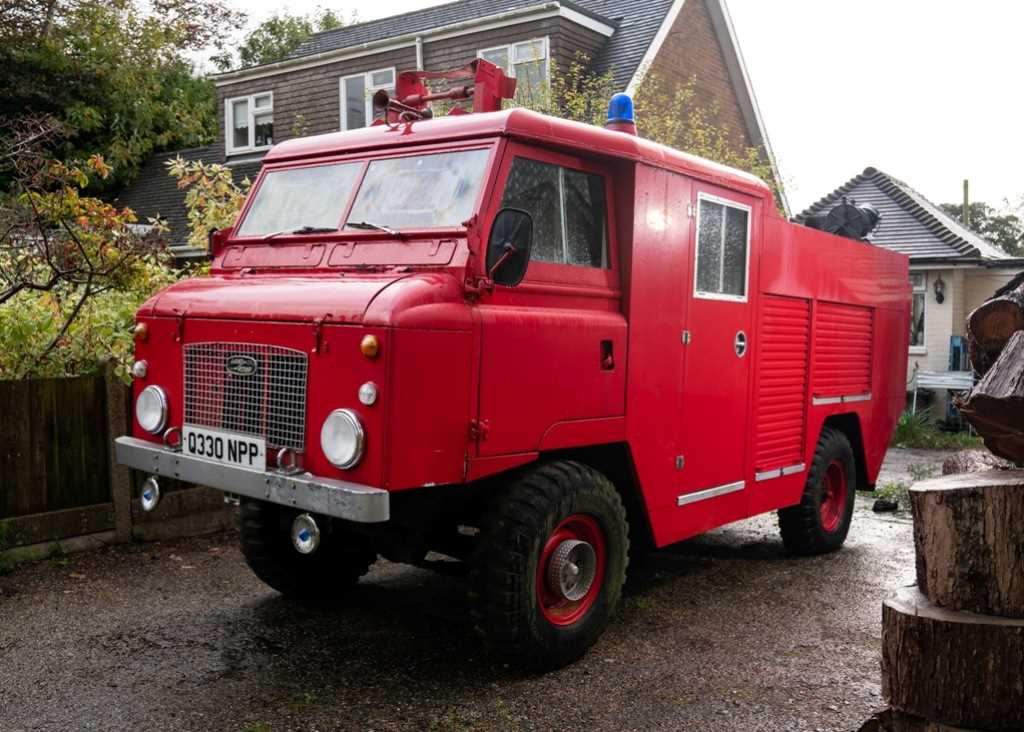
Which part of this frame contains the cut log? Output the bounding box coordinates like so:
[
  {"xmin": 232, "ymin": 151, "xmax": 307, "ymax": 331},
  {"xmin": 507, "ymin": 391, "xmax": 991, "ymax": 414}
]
[
  {"xmin": 967, "ymin": 279, "xmax": 1024, "ymax": 377},
  {"xmin": 882, "ymin": 586, "xmax": 1024, "ymax": 731},
  {"xmin": 910, "ymin": 470, "xmax": 1024, "ymax": 617},
  {"xmin": 957, "ymin": 331, "xmax": 1024, "ymax": 463},
  {"xmin": 941, "ymin": 449, "xmax": 1015, "ymax": 476}
]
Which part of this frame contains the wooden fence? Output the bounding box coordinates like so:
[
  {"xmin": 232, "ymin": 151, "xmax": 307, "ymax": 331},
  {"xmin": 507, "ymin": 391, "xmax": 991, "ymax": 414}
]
[{"xmin": 0, "ymin": 365, "xmax": 232, "ymax": 557}]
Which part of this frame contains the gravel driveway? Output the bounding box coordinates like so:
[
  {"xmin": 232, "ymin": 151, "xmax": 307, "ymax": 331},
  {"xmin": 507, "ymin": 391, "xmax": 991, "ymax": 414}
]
[{"xmin": 0, "ymin": 480, "xmax": 923, "ymax": 732}]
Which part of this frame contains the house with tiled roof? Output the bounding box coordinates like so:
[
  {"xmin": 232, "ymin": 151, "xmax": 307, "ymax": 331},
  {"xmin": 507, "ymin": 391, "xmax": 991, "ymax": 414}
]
[
  {"xmin": 798, "ymin": 167, "xmax": 1024, "ymax": 405},
  {"xmin": 116, "ymin": 0, "xmax": 784, "ymax": 256}
]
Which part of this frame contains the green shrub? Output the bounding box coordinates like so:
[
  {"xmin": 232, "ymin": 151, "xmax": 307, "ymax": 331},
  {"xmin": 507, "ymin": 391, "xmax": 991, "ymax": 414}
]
[{"xmin": 890, "ymin": 410, "xmax": 983, "ymax": 450}]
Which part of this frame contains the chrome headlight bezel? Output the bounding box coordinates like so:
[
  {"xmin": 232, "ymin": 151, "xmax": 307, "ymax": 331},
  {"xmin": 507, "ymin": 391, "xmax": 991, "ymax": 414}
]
[
  {"xmin": 320, "ymin": 408, "xmax": 365, "ymax": 469},
  {"xmin": 135, "ymin": 385, "xmax": 168, "ymax": 435}
]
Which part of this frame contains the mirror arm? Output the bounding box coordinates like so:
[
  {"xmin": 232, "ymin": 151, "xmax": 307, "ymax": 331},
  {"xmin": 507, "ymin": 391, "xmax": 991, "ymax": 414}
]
[{"xmin": 487, "ymin": 242, "xmax": 518, "ymax": 280}]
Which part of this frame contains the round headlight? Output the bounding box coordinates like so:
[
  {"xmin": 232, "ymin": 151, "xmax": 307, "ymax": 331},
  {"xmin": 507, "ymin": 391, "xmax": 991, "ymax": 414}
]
[
  {"xmin": 135, "ymin": 385, "xmax": 168, "ymax": 435},
  {"xmin": 320, "ymin": 409, "xmax": 365, "ymax": 469}
]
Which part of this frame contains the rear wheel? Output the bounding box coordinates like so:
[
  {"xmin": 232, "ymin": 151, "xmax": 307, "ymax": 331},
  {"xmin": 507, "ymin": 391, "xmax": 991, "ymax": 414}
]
[
  {"xmin": 469, "ymin": 461, "xmax": 629, "ymax": 671},
  {"xmin": 239, "ymin": 498, "xmax": 376, "ymax": 605},
  {"xmin": 778, "ymin": 428, "xmax": 856, "ymax": 555}
]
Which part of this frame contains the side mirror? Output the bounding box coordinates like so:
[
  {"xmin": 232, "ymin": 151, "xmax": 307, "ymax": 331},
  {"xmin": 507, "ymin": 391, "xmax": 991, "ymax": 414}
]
[
  {"xmin": 486, "ymin": 208, "xmax": 533, "ymax": 287},
  {"xmin": 208, "ymin": 227, "xmax": 233, "ymax": 259}
]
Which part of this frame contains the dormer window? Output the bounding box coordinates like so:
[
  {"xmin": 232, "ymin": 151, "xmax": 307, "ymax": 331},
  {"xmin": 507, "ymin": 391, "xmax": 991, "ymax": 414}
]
[
  {"xmin": 478, "ymin": 38, "xmax": 549, "ymax": 100},
  {"xmin": 226, "ymin": 92, "xmax": 274, "ymax": 155}
]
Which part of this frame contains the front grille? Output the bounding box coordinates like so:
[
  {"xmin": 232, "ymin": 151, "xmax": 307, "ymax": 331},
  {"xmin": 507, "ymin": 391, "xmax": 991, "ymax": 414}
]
[{"xmin": 184, "ymin": 342, "xmax": 308, "ymax": 451}]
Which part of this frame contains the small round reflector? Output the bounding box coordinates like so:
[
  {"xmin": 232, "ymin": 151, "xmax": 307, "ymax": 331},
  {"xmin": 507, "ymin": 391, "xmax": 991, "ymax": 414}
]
[
  {"xmin": 291, "ymin": 513, "xmax": 321, "ymax": 554},
  {"xmin": 140, "ymin": 476, "xmax": 161, "ymax": 512},
  {"xmin": 360, "ymin": 334, "xmax": 380, "ymax": 359},
  {"xmin": 358, "ymin": 381, "xmax": 378, "ymax": 406}
]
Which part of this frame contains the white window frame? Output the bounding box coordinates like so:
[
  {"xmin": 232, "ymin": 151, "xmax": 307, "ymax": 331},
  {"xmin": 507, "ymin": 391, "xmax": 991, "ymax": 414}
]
[
  {"xmin": 225, "ymin": 92, "xmax": 273, "ymax": 155},
  {"xmin": 909, "ymin": 272, "xmax": 927, "ymax": 354},
  {"xmin": 339, "ymin": 67, "xmax": 397, "ymax": 131},
  {"xmin": 693, "ymin": 192, "xmax": 752, "ymax": 303},
  {"xmin": 477, "ymin": 37, "xmax": 550, "ymax": 86}
]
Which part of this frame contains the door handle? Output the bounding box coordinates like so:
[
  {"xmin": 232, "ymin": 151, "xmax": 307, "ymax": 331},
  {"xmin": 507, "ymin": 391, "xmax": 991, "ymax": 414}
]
[{"xmin": 601, "ymin": 340, "xmax": 615, "ymax": 370}]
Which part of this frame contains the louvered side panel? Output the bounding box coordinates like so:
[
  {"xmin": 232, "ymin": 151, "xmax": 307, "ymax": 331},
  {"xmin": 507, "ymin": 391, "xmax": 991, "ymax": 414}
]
[
  {"xmin": 755, "ymin": 296, "xmax": 810, "ymax": 472},
  {"xmin": 813, "ymin": 303, "xmax": 874, "ymax": 397}
]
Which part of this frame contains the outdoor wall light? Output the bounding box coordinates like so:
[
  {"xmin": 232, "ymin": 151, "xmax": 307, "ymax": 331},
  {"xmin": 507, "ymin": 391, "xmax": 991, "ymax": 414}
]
[{"xmin": 934, "ymin": 276, "xmax": 946, "ymax": 304}]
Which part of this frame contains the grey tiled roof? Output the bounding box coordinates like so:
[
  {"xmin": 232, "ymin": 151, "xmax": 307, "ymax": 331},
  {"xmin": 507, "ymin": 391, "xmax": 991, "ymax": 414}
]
[
  {"xmin": 796, "ymin": 167, "xmax": 1010, "ymax": 263},
  {"xmin": 289, "ymin": 0, "xmax": 672, "ymax": 91},
  {"xmin": 113, "ymin": 146, "xmax": 260, "ymax": 253}
]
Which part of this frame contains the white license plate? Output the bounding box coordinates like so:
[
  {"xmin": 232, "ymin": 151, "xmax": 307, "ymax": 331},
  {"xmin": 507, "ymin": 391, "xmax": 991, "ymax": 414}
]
[{"xmin": 182, "ymin": 425, "xmax": 266, "ymax": 471}]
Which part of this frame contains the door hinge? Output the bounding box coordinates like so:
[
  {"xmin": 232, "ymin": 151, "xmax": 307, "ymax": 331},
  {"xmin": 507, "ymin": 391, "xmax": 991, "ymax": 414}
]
[
  {"xmin": 687, "ymin": 202, "xmax": 695, "ymax": 218},
  {"xmin": 681, "ymin": 330, "xmax": 692, "ymax": 345},
  {"xmin": 675, "ymin": 455, "xmax": 685, "ymax": 470},
  {"xmin": 469, "ymin": 419, "xmax": 490, "ymax": 442}
]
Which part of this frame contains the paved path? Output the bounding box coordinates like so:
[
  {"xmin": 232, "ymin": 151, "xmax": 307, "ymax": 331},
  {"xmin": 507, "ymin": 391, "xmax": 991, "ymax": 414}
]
[{"xmin": 0, "ymin": 464, "xmax": 924, "ymax": 732}]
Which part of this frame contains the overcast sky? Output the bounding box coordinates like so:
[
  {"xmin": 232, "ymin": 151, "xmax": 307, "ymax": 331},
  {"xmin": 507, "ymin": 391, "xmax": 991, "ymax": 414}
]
[{"xmin": 224, "ymin": 0, "xmax": 1024, "ymax": 214}]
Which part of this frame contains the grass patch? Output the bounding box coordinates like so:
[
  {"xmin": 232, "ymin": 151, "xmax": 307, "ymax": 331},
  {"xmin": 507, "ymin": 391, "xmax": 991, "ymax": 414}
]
[{"xmin": 891, "ymin": 411, "xmax": 983, "ymax": 450}]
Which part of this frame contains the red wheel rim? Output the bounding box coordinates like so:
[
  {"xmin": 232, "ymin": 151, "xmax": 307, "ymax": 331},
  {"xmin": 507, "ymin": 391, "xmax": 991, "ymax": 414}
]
[
  {"xmin": 536, "ymin": 514, "xmax": 606, "ymax": 626},
  {"xmin": 820, "ymin": 459, "xmax": 848, "ymax": 533}
]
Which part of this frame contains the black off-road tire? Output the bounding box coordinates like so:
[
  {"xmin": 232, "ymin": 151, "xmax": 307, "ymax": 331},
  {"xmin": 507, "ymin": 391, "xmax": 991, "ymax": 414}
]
[
  {"xmin": 778, "ymin": 427, "xmax": 856, "ymax": 555},
  {"xmin": 469, "ymin": 461, "xmax": 629, "ymax": 671},
  {"xmin": 239, "ymin": 498, "xmax": 376, "ymax": 605}
]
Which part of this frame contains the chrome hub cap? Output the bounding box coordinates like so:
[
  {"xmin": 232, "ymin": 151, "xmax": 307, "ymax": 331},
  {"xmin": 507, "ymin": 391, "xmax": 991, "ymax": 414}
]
[
  {"xmin": 546, "ymin": 539, "xmax": 597, "ymax": 602},
  {"xmin": 291, "ymin": 513, "xmax": 321, "ymax": 555}
]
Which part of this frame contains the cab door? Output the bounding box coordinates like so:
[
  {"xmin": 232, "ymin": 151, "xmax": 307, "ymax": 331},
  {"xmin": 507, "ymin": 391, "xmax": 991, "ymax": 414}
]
[{"xmin": 677, "ymin": 186, "xmax": 758, "ymax": 521}]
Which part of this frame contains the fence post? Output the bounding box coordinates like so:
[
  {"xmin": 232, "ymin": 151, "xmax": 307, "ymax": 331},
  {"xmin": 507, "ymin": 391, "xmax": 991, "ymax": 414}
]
[{"xmin": 105, "ymin": 361, "xmax": 133, "ymax": 543}]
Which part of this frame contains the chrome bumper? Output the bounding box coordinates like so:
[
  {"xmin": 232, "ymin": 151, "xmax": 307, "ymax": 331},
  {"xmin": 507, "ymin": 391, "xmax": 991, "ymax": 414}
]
[{"xmin": 115, "ymin": 436, "xmax": 389, "ymax": 523}]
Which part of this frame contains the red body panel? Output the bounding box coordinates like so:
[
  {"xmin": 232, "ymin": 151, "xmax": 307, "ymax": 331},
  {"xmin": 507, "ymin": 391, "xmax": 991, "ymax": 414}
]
[{"xmin": 130, "ymin": 107, "xmax": 909, "ymax": 549}]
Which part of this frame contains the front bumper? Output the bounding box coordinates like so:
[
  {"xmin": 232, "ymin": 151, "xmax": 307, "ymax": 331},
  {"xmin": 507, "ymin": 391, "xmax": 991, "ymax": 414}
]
[{"xmin": 115, "ymin": 436, "xmax": 389, "ymax": 523}]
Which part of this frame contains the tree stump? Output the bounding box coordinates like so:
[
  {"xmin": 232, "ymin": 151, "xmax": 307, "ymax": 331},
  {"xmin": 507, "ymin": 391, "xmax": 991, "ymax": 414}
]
[
  {"xmin": 882, "ymin": 586, "xmax": 1024, "ymax": 731},
  {"xmin": 910, "ymin": 470, "xmax": 1024, "ymax": 617}
]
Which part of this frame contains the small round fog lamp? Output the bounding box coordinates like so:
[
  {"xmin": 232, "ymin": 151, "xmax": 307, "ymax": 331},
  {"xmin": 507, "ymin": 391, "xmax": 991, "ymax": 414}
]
[
  {"xmin": 140, "ymin": 476, "xmax": 161, "ymax": 513},
  {"xmin": 291, "ymin": 513, "xmax": 321, "ymax": 555}
]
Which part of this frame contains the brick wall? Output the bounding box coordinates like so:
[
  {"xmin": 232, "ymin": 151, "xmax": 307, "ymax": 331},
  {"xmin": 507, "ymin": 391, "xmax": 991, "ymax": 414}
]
[{"xmin": 645, "ymin": 0, "xmax": 754, "ymax": 151}]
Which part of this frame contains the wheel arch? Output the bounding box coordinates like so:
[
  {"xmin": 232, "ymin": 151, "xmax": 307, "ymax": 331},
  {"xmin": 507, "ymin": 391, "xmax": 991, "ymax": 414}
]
[
  {"xmin": 821, "ymin": 413, "xmax": 869, "ymax": 491},
  {"xmin": 538, "ymin": 442, "xmax": 655, "ymax": 553}
]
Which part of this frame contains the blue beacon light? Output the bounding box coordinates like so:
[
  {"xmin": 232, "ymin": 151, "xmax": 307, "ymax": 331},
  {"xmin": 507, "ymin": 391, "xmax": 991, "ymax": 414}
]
[{"xmin": 606, "ymin": 93, "xmax": 637, "ymax": 135}]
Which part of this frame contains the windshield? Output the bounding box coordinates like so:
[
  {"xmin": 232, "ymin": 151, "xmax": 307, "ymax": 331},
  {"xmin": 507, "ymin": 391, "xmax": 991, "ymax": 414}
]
[
  {"xmin": 236, "ymin": 162, "xmax": 362, "ymax": 237},
  {"xmin": 346, "ymin": 149, "xmax": 490, "ymax": 230},
  {"xmin": 236, "ymin": 148, "xmax": 491, "ymax": 238}
]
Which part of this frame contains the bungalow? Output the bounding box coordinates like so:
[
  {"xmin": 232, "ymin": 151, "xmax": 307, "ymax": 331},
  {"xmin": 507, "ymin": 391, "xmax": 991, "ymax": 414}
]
[{"xmin": 798, "ymin": 167, "xmax": 1024, "ymax": 418}]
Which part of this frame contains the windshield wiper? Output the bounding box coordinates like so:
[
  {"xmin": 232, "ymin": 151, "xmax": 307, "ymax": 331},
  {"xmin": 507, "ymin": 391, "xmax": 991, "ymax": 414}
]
[
  {"xmin": 262, "ymin": 226, "xmax": 337, "ymax": 240},
  {"xmin": 347, "ymin": 221, "xmax": 401, "ymax": 237}
]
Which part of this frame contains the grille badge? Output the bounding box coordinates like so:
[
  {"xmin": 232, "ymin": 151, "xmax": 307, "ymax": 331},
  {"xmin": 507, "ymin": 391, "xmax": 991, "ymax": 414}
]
[{"xmin": 225, "ymin": 355, "xmax": 258, "ymax": 377}]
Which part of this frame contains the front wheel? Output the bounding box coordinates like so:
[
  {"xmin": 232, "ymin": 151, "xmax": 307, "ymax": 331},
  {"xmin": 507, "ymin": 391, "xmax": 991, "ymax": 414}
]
[
  {"xmin": 778, "ymin": 427, "xmax": 856, "ymax": 555},
  {"xmin": 469, "ymin": 461, "xmax": 629, "ymax": 671}
]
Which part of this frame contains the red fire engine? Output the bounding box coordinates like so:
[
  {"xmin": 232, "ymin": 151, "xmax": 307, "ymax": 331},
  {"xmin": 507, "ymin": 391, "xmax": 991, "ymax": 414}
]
[{"xmin": 117, "ymin": 61, "xmax": 909, "ymax": 669}]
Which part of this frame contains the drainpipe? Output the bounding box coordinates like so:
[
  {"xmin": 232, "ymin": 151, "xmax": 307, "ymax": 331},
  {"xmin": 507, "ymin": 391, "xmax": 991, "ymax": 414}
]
[{"xmin": 415, "ymin": 36, "xmax": 424, "ymax": 70}]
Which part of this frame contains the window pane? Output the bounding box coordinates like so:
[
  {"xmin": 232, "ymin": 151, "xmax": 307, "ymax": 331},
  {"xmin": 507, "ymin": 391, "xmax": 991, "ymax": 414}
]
[
  {"xmin": 253, "ymin": 94, "xmax": 272, "ymax": 109},
  {"xmin": 254, "ymin": 111, "xmax": 273, "ymax": 147},
  {"xmin": 512, "ymin": 39, "xmax": 546, "ymax": 63},
  {"xmin": 563, "ymin": 169, "xmax": 607, "ymax": 268},
  {"xmin": 346, "ymin": 150, "xmax": 490, "ymax": 230},
  {"xmin": 911, "ymin": 292, "xmax": 925, "ymax": 346},
  {"xmin": 344, "ymin": 76, "xmax": 366, "ymax": 129},
  {"xmin": 370, "ymin": 69, "xmax": 394, "ymax": 87},
  {"xmin": 501, "ymin": 158, "xmax": 563, "ymax": 263},
  {"xmin": 696, "ymin": 200, "xmax": 724, "ymax": 293},
  {"xmin": 513, "ymin": 60, "xmax": 546, "ymax": 101},
  {"xmin": 480, "ymin": 47, "xmax": 510, "ymax": 71},
  {"xmin": 232, "ymin": 99, "xmax": 249, "ymax": 149},
  {"xmin": 722, "ymin": 206, "xmax": 748, "ymax": 296},
  {"xmin": 236, "ymin": 163, "xmax": 362, "ymax": 237}
]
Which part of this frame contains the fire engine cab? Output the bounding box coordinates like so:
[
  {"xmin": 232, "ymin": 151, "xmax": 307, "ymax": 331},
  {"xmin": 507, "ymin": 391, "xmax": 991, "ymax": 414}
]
[{"xmin": 116, "ymin": 61, "xmax": 910, "ymax": 670}]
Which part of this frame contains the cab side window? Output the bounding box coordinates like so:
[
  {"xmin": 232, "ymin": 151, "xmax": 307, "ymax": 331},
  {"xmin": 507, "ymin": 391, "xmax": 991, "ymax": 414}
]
[
  {"xmin": 694, "ymin": 195, "xmax": 750, "ymax": 299},
  {"xmin": 500, "ymin": 157, "xmax": 608, "ymax": 268}
]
